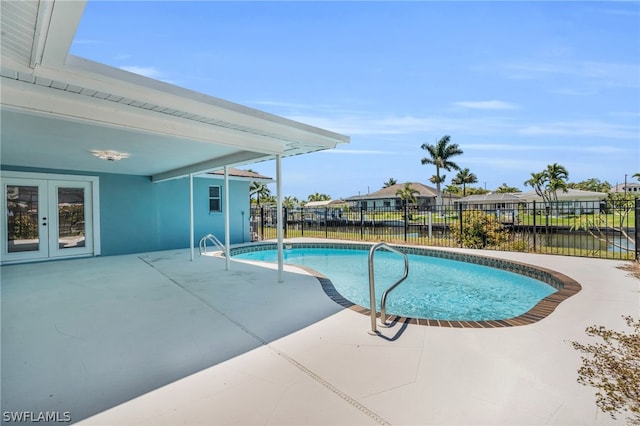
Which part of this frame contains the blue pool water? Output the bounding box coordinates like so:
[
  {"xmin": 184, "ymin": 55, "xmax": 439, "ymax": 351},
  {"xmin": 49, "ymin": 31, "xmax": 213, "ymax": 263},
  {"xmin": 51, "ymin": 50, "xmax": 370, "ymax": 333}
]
[{"xmin": 234, "ymin": 247, "xmax": 557, "ymax": 321}]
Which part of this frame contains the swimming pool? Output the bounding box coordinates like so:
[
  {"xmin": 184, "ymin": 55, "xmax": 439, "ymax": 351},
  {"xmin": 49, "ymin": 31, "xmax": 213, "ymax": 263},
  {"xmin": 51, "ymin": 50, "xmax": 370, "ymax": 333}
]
[{"xmin": 231, "ymin": 243, "xmax": 580, "ymax": 324}]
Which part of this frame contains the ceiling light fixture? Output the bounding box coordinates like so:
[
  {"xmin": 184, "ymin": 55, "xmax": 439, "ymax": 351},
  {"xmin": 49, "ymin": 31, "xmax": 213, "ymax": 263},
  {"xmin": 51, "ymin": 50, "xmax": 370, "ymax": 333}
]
[{"xmin": 90, "ymin": 150, "xmax": 130, "ymax": 161}]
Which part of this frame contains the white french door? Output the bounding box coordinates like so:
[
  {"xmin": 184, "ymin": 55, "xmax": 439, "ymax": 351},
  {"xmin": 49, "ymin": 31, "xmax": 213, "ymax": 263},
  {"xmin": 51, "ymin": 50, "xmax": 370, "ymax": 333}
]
[{"xmin": 1, "ymin": 173, "xmax": 99, "ymax": 264}]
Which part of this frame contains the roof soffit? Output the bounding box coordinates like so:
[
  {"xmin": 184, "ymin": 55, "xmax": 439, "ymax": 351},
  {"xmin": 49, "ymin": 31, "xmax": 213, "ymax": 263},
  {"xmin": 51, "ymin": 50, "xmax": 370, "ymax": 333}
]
[{"xmin": 1, "ymin": 77, "xmax": 286, "ymax": 156}]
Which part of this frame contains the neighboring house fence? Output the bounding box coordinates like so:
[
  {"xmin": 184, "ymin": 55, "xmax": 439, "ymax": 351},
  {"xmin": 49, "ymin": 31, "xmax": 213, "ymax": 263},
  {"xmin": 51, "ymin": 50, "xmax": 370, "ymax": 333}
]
[{"xmin": 250, "ymin": 199, "xmax": 639, "ymax": 261}]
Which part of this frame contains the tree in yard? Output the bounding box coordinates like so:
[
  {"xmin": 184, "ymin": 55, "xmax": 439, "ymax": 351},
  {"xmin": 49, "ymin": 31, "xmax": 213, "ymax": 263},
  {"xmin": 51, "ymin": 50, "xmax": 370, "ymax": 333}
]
[
  {"xmin": 429, "ymin": 174, "xmax": 447, "ymax": 187},
  {"xmin": 465, "ymin": 187, "xmax": 490, "ymax": 196},
  {"xmin": 545, "ymin": 163, "xmax": 569, "ymax": 201},
  {"xmin": 633, "ymin": 172, "xmax": 640, "ymax": 181},
  {"xmin": 495, "ymin": 183, "xmax": 521, "ymax": 193},
  {"xmin": 524, "ymin": 171, "xmax": 549, "ymax": 202},
  {"xmin": 420, "ymin": 135, "xmax": 463, "ymax": 206},
  {"xmin": 571, "ymin": 316, "xmax": 640, "ymax": 425},
  {"xmin": 307, "ymin": 193, "xmax": 331, "ymax": 202},
  {"xmin": 450, "ymin": 210, "xmax": 509, "ymax": 249},
  {"xmin": 395, "ymin": 183, "xmax": 419, "ymax": 207},
  {"xmin": 283, "ymin": 196, "xmax": 299, "ymax": 208},
  {"xmin": 451, "ymin": 168, "xmax": 478, "ymax": 197},
  {"xmin": 443, "ymin": 183, "xmax": 461, "ymax": 196},
  {"xmin": 250, "ymin": 181, "xmax": 271, "ymax": 206},
  {"xmin": 383, "ymin": 178, "xmax": 397, "ymax": 188},
  {"xmin": 524, "ymin": 163, "xmax": 569, "ymax": 203},
  {"xmin": 567, "ymin": 178, "xmax": 611, "ymax": 193}
]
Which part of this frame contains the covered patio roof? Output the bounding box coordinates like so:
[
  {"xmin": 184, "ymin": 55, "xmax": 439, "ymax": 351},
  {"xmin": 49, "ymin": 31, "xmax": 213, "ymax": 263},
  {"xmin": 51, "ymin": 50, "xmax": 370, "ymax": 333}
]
[{"xmin": 0, "ymin": 1, "xmax": 349, "ymax": 181}]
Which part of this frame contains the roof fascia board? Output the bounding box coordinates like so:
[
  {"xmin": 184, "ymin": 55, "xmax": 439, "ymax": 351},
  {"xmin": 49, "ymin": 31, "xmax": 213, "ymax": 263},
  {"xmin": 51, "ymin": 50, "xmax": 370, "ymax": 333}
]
[
  {"xmin": 30, "ymin": 0, "xmax": 55, "ymax": 67},
  {"xmin": 40, "ymin": 0, "xmax": 86, "ymax": 67},
  {"xmin": 1, "ymin": 77, "xmax": 285, "ymax": 155},
  {"xmin": 195, "ymin": 174, "xmax": 273, "ymax": 183},
  {"xmin": 63, "ymin": 55, "xmax": 349, "ymax": 148},
  {"xmin": 152, "ymin": 151, "xmax": 272, "ymax": 183}
]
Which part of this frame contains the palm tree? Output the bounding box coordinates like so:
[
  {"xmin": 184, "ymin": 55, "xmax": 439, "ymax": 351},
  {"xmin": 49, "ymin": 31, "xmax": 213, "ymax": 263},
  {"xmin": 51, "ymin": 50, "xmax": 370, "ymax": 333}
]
[
  {"xmin": 633, "ymin": 172, "xmax": 640, "ymax": 181},
  {"xmin": 545, "ymin": 163, "xmax": 569, "ymax": 201},
  {"xmin": 250, "ymin": 181, "xmax": 271, "ymax": 206},
  {"xmin": 524, "ymin": 164, "xmax": 570, "ymax": 204},
  {"xmin": 495, "ymin": 183, "xmax": 521, "ymax": 193},
  {"xmin": 283, "ymin": 196, "xmax": 299, "ymax": 208},
  {"xmin": 451, "ymin": 168, "xmax": 478, "ymax": 197},
  {"xmin": 443, "ymin": 183, "xmax": 461, "ymax": 196},
  {"xmin": 383, "ymin": 178, "xmax": 397, "ymax": 188},
  {"xmin": 524, "ymin": 171, "xmax": 549, "ymax": 203},
  {"xmin": 395, "ymin": 183, "xmax": 419, "ymax": 207},
  {"xmin": 421, "ymin": 135, "xmax": 463, "ymax": 206},
  {"xmin": 307, "ymin": 193, "xmax": 331, "ymax": 202}
]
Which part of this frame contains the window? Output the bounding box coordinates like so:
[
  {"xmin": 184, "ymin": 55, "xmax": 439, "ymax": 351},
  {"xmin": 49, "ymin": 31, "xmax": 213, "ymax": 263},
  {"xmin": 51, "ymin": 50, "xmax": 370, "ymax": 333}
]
[{"xmin": 209, "ymin": 186, "xmax": 221, "ymax": 212}]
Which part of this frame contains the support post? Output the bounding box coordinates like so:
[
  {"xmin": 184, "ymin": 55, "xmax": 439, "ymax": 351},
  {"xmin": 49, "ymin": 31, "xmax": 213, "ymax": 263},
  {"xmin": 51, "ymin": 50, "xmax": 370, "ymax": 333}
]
[
  {"xmin": 532, "ymin": 201, "xmax": 537, "ymax": 252},
  {"xmin": 404, "ymin": 203, "xmax": 408, "ymax": 242},
  {"xmin": 284, "ymin": 206, "xmax": 288, "ymax": 239},
  {"xmin": 635, "ymin": 199, "xmax": 639, "ymax": 261},
  {"xmin": 224, "ymin": 166, "xmax": 230, "ymax": 271},
  {"xmin": 458, "ymin": 202, "xmax": 463, "ymax": 247},
  {"xmin": 189, "ymin": 173, "xmax": 194, "ymax": 261},
  {"xmin": 325, "ymin": 207, "xmax": 328, "ymax": 238},
  {"xmin": 276, "ymin": 154, "xmax": 284, "ymax": 283}
]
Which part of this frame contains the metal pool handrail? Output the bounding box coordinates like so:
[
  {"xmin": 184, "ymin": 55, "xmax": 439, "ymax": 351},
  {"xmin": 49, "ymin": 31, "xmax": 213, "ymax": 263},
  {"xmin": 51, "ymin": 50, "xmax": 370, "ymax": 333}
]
[
  {"xmin": 368, "ymin": 242, "xmax": 409, "ymax": 335},
  {"xmin": 199, "ymin": 233, "xmax": 226, "ymax": 257}
]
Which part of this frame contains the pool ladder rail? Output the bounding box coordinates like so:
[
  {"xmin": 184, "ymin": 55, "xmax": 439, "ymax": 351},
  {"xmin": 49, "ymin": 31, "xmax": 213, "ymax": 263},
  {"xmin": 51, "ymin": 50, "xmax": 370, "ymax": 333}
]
[
  {"xmin": 198, "ymin": 233, "xmax": 226, "ymax": 258},
  {"xmin": 368, "ymin": 242, "xmax": 409, "ymax": 335}
]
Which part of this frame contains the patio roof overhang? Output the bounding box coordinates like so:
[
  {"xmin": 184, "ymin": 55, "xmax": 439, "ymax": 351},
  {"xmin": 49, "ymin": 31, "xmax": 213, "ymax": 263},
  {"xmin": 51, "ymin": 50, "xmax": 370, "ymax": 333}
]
[{"xmin": 0, "ymin": 1, "xmax": 349, "ymax": 182}]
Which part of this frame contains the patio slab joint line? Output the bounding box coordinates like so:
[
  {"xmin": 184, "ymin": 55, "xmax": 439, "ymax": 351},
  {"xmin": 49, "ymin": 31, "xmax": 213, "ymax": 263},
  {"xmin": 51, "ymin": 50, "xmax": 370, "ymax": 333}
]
[{"xmin": 137, "ymin": 256, "xmax": 390, "ymax": 426}]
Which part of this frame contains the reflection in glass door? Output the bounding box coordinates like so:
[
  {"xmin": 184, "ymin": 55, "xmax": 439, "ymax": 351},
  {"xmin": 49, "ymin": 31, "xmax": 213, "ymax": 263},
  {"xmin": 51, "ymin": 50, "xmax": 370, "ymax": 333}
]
[
  {"xmin": 57, "ymin": 187, "xmax": 86, "ymax": 249},
  {"xmin": 49, "ymin": 181, "xmax": 92, "ymax": 257},
  {"xmin": 6, "ymin": 183, "xmax": 46, "ymax": 257},
  {"xmin": 2, "ymin": 176, "xmax": 96, "ymax": 263}
]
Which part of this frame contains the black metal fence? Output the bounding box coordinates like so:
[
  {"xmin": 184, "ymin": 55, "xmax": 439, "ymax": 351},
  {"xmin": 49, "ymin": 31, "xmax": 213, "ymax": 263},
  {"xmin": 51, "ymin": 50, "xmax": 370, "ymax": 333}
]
[{"xmin": 251, "ymin": 199, "xmax": 639, "ymax": 260}]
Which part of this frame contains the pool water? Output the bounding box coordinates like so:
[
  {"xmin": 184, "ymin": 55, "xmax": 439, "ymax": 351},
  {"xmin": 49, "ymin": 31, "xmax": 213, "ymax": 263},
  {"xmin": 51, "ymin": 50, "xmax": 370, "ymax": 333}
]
[{"xmin": 233, "ymin": 248, "xmax": 557, "ymax": 321}]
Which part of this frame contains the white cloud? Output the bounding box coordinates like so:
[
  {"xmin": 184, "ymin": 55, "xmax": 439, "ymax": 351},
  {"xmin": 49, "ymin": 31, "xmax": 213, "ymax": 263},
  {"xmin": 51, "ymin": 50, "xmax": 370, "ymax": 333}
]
[
  {"xmin": 454, "ymin": 100, "xmax": 519, "ymax": 110},
  {"xmin": 463, "ymin": 156, "xmax": 548, "ymax": 171},
  {"xmin": 504, "ymin": 61, "xmax": 640, "ymax": 88},
  {"xmin": 72, "ymin": 39, "xmax": 102, "ymax": 45},
  {"xmin": 284, "ymin": 114, "xmax": 514, "ymax": 136},
  {"xmin": 466, "ymin": 143, "xmax": 633, "ymax": 154},
  {"xmin": 318, "ymin": 149, "xmax": 397, "ymax": 155},
  {"xmin": 119, "ymin": 66, "xmax": 164, "ymax": 79},
  {"xmin": 517, "ymin": 120, "xmax": 639, "ymax": 139},
  {"xmin": 283, "ymin": 111, "xmax": 639, "ymax": 143},
  {"xmin": 603, "ymin": 8, "xmax": 640, "ymax": 17},
  {"xmin": 465, "ymin": 144, "xmax": 548, "ymax": 151}
]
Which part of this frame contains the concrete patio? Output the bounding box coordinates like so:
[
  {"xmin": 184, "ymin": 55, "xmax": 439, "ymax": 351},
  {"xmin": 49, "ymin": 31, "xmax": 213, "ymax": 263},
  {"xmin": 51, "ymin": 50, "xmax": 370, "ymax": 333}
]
[{"xmin": 1, "ymin": 240, "xmax": 637, "ymax": 425}]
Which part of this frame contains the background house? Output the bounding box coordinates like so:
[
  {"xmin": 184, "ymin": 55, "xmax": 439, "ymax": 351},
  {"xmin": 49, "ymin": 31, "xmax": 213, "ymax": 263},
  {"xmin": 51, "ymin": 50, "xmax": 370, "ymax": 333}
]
[
  {"xmin": 611, "ymin": 182, "xmax": 640, "ymax": 194},
  {"xmin": 515, "ymin": 189, "xmax": 607, "ymax": 214},
  {"xmin": 345, "ymin": 182, "xmax": 459, "ymax": 210},
  {"xmin": 456, "ymin": 193, "xmax": 522, "ymax": 210}
]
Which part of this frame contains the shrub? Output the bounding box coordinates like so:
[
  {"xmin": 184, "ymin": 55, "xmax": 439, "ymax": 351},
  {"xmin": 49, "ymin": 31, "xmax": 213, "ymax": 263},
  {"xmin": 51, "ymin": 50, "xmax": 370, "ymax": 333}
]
[{"xmin": 449, "ymin": 210, "xmax": 509, "ymax": 249}]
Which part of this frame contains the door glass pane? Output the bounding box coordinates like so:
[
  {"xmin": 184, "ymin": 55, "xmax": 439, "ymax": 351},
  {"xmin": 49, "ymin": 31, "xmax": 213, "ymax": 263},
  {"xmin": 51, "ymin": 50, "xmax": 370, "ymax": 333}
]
[
  {"xmin": 58, "ymin": 187, "xmax": 85, "ymax": 249},
  {"xmin": 6, "ymin": 185, "xmax": 39, "ymax": 253}
]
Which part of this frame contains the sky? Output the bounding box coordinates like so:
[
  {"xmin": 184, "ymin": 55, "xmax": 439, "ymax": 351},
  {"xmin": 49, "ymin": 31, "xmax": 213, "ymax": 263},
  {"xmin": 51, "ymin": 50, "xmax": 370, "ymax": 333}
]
[{"xmin": 70, "ymin": 1, "xmax": 640, "ymax": 200}]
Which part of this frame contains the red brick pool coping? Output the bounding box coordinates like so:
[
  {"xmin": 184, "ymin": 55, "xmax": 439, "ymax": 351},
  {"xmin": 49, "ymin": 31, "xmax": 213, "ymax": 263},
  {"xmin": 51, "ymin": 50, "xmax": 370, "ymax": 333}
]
[{"xmin": 231, "ymin": 242, "xmax": 582, "ymax": 328}]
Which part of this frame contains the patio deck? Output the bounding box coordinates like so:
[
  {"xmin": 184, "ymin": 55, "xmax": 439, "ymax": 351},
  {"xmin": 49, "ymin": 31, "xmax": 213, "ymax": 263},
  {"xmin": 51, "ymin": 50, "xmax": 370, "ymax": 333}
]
[{"xmin": 1, "ymin": 239, "xmax": 637, "ymax": 425}]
